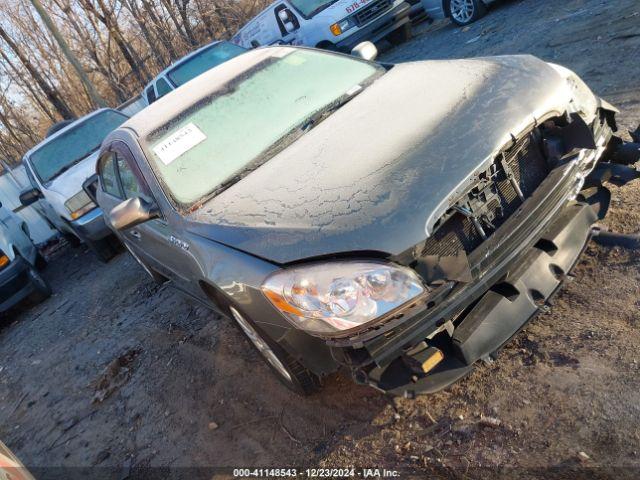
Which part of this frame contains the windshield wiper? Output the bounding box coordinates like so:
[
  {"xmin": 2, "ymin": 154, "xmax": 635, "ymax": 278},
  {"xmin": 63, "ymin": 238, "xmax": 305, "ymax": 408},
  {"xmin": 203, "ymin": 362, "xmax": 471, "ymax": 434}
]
[{"xmin": 46, "ymin": 146, "xmax": 100, "ymax": 181}]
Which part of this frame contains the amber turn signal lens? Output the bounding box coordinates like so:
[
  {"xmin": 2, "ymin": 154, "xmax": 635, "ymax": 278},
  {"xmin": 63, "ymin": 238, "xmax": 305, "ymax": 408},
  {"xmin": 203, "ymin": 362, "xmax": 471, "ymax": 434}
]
[
  {"xmin": 330, "ymin": 23, "xmax": 342, "ymax": 36},
  {"xmin": 0, "ymin": 255, "xmax": 10, "ymax": 269}
]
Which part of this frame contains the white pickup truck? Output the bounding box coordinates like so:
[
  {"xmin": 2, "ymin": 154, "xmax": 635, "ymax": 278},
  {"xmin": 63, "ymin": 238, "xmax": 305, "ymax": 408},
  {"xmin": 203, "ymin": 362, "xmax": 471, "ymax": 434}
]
[
  {"xmin": 232, "ymin": 0, "xmax": 412, "ymax": 51},
  {"xmin": 20, "ymin": 108, "xmax": 128, "ymax": 261}
]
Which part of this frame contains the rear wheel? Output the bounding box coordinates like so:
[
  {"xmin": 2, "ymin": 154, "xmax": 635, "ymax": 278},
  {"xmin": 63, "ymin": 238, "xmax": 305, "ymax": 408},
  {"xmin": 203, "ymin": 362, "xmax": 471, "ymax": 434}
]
[
  {"xmin": 445, "ymin": 0, "xmax": 486, "ymax": 26},
  {"xmin": 229, "ymin": 307, "xmax": 321, "ymax": 395}
]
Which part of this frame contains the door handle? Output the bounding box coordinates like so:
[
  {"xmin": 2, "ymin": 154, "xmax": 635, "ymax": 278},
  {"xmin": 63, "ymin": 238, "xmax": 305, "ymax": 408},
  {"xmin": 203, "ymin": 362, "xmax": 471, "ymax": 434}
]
[{"xmin": 130, "ymin": 230, "xmax": 141, "ymax": 239}]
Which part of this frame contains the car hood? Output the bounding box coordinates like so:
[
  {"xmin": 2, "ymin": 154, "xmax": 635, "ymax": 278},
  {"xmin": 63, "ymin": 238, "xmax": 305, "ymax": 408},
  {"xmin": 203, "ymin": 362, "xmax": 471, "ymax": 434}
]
[
  {"xmin": 45, "ymin": 150, "xmax": 100, "ymax": 199},
  {"xmin": 187, "ymin": 55, "xmax": 572, "ymax": 264}
]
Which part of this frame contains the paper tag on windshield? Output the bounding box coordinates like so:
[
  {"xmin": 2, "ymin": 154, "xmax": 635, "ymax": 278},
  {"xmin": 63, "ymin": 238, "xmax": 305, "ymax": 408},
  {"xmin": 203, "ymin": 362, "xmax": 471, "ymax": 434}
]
[{"xmin": 153, "ymin": 123, "xmax": 206, "ymax": 165}]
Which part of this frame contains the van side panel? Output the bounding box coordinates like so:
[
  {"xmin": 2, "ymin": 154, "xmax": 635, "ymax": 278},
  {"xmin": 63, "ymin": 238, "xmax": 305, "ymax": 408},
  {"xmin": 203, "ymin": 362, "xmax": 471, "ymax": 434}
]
[{"xmin": 232, "ymin": 5, "xmax": 284, "ymax": 48}]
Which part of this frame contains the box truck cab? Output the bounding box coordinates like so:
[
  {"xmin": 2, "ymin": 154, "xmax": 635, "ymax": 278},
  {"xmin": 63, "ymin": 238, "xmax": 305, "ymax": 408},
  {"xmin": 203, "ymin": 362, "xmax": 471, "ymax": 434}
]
[{"xmin": 232, "ymin": 0, "xmax": 411, "ymax": 51}]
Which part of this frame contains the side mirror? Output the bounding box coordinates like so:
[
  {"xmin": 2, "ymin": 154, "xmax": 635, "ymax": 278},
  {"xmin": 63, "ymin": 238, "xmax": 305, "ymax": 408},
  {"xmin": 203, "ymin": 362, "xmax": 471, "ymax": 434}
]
[
  {"xmin": 351, "ymin": 41, "xmax": 378, "ymax": 61},
  {"xmin": 278, "ymin": 9, "xmax": 297, "ymax": 33},
  {"xmin": 109, "ymin": 197, "xmax": 159, "ymax": 231},
  {"xmin": 19, "ymin": 187, "xmax": 42, "ymax": 207}
]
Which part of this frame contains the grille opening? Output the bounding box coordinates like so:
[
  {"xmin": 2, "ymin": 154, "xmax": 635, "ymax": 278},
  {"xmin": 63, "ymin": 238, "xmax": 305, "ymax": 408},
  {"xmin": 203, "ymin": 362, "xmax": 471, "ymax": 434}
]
[
  {"xmin": 491, "ymin": 282, "xmax": 520, "ymax": 302},
  {"xmin": 353, "ymin": 0, "xmax": 393, "ymax": 26},
  {"xmin": 422, "ymin": 123, "xmax": 554, "ymax": 259},
  {"xmin": 535, "ymin": 238, "xmax": 559, "ymax": 256}
]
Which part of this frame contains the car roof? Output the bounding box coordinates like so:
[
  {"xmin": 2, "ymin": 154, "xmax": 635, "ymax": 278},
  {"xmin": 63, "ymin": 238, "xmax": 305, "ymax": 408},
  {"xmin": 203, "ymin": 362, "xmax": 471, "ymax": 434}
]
[
  {"xmin": 144, "ymin": 40, "xmax": 226, "ymax": 90},
  {"xmin": 24, "ymin": 108, "xmax": 127, "ymax": 160},
  {"xmin": 120, "ymin": 46, "xmax": 291, "ymax": 140}
]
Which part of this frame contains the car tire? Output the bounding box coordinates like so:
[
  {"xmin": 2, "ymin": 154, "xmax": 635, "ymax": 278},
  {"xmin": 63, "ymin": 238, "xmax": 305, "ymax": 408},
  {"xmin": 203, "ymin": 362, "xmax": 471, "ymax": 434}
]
[
  {"xmin": 387, "ymin": 23, "xmax": 412, "ymax": 45},
  {"xmin": 87, "ymin": 235, "xmax": 121, "ymax": 263},
  {"xmin": 27, "ymin": 265, "xmax": 51, "ymax": 304},
  {"xmin": 35, "ymin": 253, "xmax": 47, "ymax": 271},
  {"xmin": 229, "ymin": 307, "xmax": 321, "ymax": 396},
  {"xmin": 445, "ymin": 0, "xmax": 486, "ymax": 26},
  {"xmin": 63, "ymin": 232, "xmax": 82, "ymax": 248}
]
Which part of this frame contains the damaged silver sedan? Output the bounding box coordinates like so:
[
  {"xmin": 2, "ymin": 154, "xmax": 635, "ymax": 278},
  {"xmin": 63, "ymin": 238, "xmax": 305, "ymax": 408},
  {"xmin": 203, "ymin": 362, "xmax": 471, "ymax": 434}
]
[{"xmin": 94, "ymin": 44, "xmax": 639, "ymax": 396}]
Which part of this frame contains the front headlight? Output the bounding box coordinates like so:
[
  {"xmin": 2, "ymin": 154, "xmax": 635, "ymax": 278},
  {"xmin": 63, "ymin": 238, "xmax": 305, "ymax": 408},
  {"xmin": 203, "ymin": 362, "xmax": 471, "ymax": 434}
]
[
  {"xmin": 262, "ymin": 261, "xmax": 426, "ymax": 336},
  {"xmin": 65, "ymin": 190, "xmax": 96, "ymax": 219}
]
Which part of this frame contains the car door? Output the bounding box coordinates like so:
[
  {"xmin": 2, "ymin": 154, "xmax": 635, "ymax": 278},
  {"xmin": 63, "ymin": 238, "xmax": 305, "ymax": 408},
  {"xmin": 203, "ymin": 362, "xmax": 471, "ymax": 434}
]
[{"xmin": 99, "ymin": 142, "xmax": 204, "ymax": 297}]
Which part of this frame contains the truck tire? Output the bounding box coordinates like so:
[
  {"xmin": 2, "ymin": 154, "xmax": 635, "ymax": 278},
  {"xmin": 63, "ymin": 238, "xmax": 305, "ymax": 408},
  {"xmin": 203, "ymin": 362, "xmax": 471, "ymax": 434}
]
[
  {"xmin": 27, "ymin": 264, "xmax": 51, "ymax": 304},
  {"xmin": 229, "ymin": 307, "xmax": 321, "ymax": 396},
  {"xmin": 86, "ymin": 235, "xmax": 121, "ymax": 263},
  {"xmin": 387, "ymin": 23, "xmax": 412, "ymax": 45},
  {"xmin": 445, "ymin": 0, "xmax": 486, "ymax": 26},
  {"xmin": 316, "ymin": 41, "xmax": 338, "ymax": 52}
]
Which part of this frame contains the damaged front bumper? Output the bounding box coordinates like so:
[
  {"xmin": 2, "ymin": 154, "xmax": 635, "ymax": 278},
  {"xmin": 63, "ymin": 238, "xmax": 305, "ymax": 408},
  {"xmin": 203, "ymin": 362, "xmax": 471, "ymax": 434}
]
[{"xmin": 329, "ymin": 112, "xmax": 640, "ymax": 397}]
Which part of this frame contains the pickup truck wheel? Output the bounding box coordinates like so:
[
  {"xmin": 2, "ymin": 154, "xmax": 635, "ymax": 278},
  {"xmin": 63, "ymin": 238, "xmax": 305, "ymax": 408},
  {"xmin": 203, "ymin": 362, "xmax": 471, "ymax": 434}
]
[
  {"xmin": 27, "ymin": 265, "xmax": 51, "ymax": 304},
  {"xmin": 87, "ymin": 236, "xmax": 120, "ymax": 263},
  {"xmin": 229, "ymin": 307, "xmax": 321, "ymax": 396},
  {"xmin": 387, "ymin": 23, "xmax": 412, "ymax": 45},
  {"xmin": 445, "ymin": 0, "xmax": 486, "ymax": 26}
]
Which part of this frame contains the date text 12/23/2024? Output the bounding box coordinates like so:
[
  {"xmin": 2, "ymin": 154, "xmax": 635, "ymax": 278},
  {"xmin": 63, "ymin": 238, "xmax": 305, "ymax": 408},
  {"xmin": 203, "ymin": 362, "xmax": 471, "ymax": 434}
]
[{"xmin": 233, "ymin": 468, "xmax": 400, "ymax": 478}]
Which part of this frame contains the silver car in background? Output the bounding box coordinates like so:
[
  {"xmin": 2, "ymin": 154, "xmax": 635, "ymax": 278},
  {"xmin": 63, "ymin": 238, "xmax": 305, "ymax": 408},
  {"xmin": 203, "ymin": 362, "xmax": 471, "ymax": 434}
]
[{"xmin": 422, "ymin": 0, "xmax": 498, "ymax": 25}]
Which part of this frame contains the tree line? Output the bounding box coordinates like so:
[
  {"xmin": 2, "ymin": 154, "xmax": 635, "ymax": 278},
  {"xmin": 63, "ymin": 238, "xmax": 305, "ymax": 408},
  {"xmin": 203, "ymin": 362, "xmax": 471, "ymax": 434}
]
[{"xmin": 0, "ymin": 0, "xmax": 268, "ymax": 167}]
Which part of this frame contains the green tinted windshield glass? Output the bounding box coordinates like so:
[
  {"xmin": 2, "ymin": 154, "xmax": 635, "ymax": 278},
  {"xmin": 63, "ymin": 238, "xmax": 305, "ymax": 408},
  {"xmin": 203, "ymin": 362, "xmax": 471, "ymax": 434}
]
[
  {"xmin": 167, "ymin": 42, "xmax": 246, "ymax": 87},
  {"xmin": 30, "ymin": 110, "xmax": 128, "ymax": 183},
  {"xmin": 146, "ymin": 49, "xmax": 380, "ymax": 207}
]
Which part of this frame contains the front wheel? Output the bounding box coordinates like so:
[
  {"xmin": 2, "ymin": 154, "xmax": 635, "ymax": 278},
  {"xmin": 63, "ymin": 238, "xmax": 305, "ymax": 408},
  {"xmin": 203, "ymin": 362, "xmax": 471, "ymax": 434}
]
[
  {"xmin": 86, "ymin": 236, "xmax": 121, "ymax": 263},
  {"xmin": 387, "ymin": 23, "xmax": 412, "ymax": 45},
  {"xmin": 27, "ymin": 265, "xmax": 51, "ymax": 304},
  {"xmin": 446, "ymin": 0, "xmax": 486, "ymax": 26},
  {"xmin": 229, "ymin": 307, "xmax": 321, "ymax": 395}
]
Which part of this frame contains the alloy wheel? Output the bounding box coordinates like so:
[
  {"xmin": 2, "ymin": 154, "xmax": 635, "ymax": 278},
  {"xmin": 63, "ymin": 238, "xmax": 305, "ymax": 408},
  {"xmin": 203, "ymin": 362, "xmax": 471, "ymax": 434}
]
[
  {"xmin": 230, "ymin": 307, "xmax": 293, "ymax": 383},
  {"xmin": 449, "ymin": 0, "xmax": 475, "ymax": 24}
]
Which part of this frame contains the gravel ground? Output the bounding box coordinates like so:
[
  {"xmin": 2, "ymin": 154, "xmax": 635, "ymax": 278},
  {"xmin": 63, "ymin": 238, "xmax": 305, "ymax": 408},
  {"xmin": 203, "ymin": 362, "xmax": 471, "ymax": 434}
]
[{"xmin": 1, "ymin": 0, "xmax": 639, "ymax": 478}]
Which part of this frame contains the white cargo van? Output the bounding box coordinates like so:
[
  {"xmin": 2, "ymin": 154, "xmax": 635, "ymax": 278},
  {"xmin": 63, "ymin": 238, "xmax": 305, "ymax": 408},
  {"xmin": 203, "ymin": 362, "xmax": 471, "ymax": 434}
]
[{"xmin": 232, "ymin": 0, "xmax": 411, "ymax": 51}]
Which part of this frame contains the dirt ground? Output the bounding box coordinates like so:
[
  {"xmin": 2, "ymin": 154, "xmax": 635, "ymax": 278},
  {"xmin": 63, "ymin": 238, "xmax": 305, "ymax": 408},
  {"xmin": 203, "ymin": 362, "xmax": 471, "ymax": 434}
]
[{"xmin": 1, "ymin": 0, "xmax": 639, "ymax": 478}]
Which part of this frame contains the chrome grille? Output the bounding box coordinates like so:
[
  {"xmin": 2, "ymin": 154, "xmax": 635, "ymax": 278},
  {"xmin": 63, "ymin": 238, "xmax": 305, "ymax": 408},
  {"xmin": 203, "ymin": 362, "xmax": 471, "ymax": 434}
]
[{"xmin": 353, "ymin": 0, "xmax": 393, "ymax": 26}]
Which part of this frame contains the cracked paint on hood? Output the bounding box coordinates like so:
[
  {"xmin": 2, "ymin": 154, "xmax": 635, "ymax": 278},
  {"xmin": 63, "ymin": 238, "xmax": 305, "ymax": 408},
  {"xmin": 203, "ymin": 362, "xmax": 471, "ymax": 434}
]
[{"xmin": 186, "ymin": 54, "xmax": 571, "ymax": 264}]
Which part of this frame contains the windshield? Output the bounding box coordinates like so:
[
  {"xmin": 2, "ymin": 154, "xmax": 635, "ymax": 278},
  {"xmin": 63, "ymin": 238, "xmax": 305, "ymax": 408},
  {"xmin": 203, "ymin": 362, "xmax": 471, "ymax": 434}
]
[
  {"xmin": 30, "ymin": 110, "xmax": 128, "ymax": 183},
  {"xmin": 167, "ymin": 42, "xmax": 247, "ymax": 87},
  {"xmin": 289, "ymin": 0, "xmax": 337, "ymax": 17},
  {"xmin": 146, "ymin": 49, "xmax": 381, "ymax": 208}
]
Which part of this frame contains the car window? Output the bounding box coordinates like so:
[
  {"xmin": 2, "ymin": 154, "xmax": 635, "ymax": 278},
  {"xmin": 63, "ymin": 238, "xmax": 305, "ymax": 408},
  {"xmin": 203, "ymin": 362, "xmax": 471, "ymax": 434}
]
[
  {"xmin": 156, "ymin": 78, "xmax": 172, "ymax": 98},
  {"xmin": 146, "ymin": 86, "xmax": 157, "ymax": 104},
  {"xmin": 29, "ymin": 110, "xmax": 128, "ymax": 183},
  {"xmin": 116, "ymin": 154, "xmax": 145, "ymax": 199},
  {"xmin": 166, "ymin": 42, "xmax": 246, "ymax": 87},
  {"xmin": 100, "ymin": 152, "xmax": 122, "ymax": 198},
  {"xmin": 25, "ymin": 163, "xmax": 39, "ymax": 189}
]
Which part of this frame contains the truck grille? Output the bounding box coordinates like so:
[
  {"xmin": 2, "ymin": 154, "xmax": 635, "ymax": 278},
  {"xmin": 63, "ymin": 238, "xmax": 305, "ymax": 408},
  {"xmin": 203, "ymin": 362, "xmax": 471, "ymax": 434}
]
[
  {"xmin": 422, "ymin": 129, "xmax": 551, "ymax": 258},
  {"xmin": 353, "ymin": 0, "xmax": 393, "ymax": 26}
]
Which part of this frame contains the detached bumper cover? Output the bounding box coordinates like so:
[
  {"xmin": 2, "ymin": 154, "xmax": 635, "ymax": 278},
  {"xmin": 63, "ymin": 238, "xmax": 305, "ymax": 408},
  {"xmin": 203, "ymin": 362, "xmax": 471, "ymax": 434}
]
[
  {"xmin": 366, "ymin": 186, "xmax": 611, "ymax": 396},
  {"xmin": 0, "ymin": 257, "xmax": 35, "ymax": 312},
  {"xmin": 70, "ymin": 207, "xmax": 110, "ymax": 242}
]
